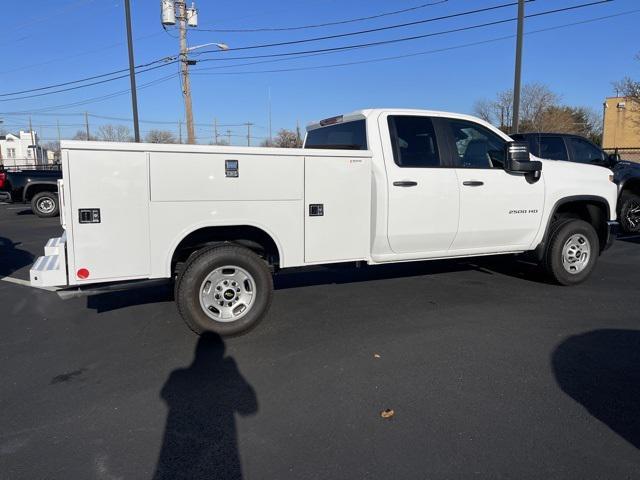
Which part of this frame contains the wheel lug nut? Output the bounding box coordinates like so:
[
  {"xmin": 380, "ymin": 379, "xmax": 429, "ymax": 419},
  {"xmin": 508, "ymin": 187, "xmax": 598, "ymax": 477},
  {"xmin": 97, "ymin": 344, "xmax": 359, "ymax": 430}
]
[
  {"xmin": 216, "ymin": 286, "xmax": 221, "ymax": 291},
  {"xmin": 215, "ymin": 294, "xmax": 220, "ymax": 299},
  {"xmin": 223, "ymin": 281, "xmax": 228, "ymax": 285}
]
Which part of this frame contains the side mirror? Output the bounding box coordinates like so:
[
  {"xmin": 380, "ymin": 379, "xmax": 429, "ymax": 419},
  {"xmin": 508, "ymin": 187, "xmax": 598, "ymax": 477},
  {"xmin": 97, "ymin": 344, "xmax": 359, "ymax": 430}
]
[
  {"xmin": 505, "ymin": 141, "xmax": 542, "ymax": 173},
  {"xmin": 608, "ymin": 152, "xmax": 621, "ymax": 167}
]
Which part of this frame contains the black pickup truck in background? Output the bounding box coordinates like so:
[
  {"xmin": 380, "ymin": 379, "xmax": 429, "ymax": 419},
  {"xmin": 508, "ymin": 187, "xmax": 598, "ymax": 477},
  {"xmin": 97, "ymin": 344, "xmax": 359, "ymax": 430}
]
[
  {"xmin": 512, "ymin": 132, "xmax": 640, "ymax": 235},
  {"xmin": 0, "ymin": 168, "xmax": 62, "ymax": 217}
]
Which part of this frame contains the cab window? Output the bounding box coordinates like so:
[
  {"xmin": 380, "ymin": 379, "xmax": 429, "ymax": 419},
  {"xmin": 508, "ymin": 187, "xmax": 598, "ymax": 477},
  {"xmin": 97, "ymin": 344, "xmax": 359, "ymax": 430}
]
[
  {"xmin": 447, "ymin": 119, "xmax": 506, "ymax": 169},
  {"xmin": 305, "ymin": 120, "xmax": 367, "ymax": 150}
]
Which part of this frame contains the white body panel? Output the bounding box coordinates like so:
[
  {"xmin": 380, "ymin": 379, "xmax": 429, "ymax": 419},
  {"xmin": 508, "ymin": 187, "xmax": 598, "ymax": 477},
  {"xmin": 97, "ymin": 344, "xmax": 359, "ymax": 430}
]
[
  {"xmin": 30, "ymin": 108, "xmax": 618, "ymax": 289},
  {"xmin": 451, "ymin": 168, "xmax": 545, "ymax": 251}
]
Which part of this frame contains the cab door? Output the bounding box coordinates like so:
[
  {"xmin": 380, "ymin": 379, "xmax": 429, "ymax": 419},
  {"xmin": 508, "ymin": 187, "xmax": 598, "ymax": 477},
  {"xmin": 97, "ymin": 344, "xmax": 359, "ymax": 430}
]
[
  {"xmin": 442, "ymin": 118, "xmax": 544, "ymax": 252},
  {"xmin": 381, "ymin": 114, "xmax": 460, "ymax": 255}
]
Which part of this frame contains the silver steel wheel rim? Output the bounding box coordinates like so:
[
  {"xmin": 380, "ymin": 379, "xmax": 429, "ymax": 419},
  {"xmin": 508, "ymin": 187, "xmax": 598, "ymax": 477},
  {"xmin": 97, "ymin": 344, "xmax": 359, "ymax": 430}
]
[
  {"xmin": 199, "ymin": 265, "xmax": 256, "ymax": 323},
  {"xmin": 38, "ymin": 197, "xmax": 55, "ymax": 214},
  {"xmin": 626, "ymin": 201, "xmax": 640, "ymax": 229},
  {"xmin": 561, "ymin": 234, "xmax": 591, "ymax": 275}
]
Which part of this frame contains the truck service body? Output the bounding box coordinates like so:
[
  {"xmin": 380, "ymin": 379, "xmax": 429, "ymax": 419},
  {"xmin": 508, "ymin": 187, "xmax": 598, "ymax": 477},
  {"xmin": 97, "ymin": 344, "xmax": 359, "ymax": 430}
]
[{"xmin": 30, "ymin": 109, "xmax": 618, "ymax": 335}]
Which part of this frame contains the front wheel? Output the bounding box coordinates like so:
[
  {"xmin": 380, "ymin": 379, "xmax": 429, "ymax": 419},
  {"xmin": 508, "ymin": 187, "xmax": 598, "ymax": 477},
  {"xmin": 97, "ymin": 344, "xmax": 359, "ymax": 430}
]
[
  {"xmin": 619, "ymin": 192, "xmax": 640, "ymax": 234},
  {"xmin": 176, "ymin": 245, "xmax": 273, "ymax": 336},
  {"xmin": 31, "ymin": 191, "xmax": 59, "ymax": 218},
  {"xmin": 543, "ymin": 219, "xmax": 600, "ymax": 286}
]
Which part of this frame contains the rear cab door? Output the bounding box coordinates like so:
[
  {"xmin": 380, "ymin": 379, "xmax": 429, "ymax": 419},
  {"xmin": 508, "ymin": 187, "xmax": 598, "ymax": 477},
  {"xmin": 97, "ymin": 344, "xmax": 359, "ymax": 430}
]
[{"xmin": 378, "ymin": 112, "xmax": 460, "ymax": 256}]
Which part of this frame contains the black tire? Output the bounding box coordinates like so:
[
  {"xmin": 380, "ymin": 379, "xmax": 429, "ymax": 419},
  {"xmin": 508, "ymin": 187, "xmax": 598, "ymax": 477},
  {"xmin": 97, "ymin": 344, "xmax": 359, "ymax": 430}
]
[
  {"xmin": 543, "ymin": 219, "xmax": 599, "ymax": 286},
  {"xmin": 619, "ymin": 191, "xmax": 640, "ymax": 234},
  {"xmin": 31, "ymin": 191, "xmax": 59, "ymax": 218},
  {"xmin": 176, "ymin": 244, "xmax": 273, "ymax": 336}
]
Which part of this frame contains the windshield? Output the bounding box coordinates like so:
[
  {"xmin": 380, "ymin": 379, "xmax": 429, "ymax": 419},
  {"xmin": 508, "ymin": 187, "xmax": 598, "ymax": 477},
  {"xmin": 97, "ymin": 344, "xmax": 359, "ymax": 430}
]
[{"xmin": 304, "ymin": 120, "xmax": 367, "ymax": 150}]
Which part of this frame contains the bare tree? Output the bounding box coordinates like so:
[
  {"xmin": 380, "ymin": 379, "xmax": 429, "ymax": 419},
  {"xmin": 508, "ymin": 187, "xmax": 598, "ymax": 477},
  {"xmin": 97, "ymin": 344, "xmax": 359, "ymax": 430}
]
[
  {"xmin": 97, "ymin": 124, "xmax": 132, "ymax": 142},
  {"xmin": 260, "ymin": 129, "xmax": 302, "ymax": 148},
  {"xmin": 145, "ymin": 129, "xmax": 177, "ymax": 144},
  {"xmin": 210, "ymin": 138, "xmax": 229, "ymax": 146},
  {"xmin": 72, "ymin": 130, "xmax": 97, "ymax": 141}
]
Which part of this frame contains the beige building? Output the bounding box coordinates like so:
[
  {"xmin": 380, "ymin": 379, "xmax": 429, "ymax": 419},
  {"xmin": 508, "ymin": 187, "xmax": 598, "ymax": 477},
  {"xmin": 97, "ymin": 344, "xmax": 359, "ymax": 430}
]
[{"xmin": 602, "ymin": 96, "xmax": 640, "ymax": 149}]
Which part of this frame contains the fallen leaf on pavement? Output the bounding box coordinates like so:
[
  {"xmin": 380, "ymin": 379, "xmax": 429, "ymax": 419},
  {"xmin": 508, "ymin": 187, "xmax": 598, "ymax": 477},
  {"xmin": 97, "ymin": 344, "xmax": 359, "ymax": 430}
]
[{"xmin": 380, "ymin": 408, "xmax": 394, "ymax": 419}]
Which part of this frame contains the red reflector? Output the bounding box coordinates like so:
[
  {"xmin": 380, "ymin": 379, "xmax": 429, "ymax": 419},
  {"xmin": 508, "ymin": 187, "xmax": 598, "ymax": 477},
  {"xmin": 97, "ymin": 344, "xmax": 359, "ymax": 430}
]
[
  {"xmin": 0, "ymin": 172, "xmax": 6, "ymax": 189},
  {"xmin": 77, "ymin": 268, "xmax": 90, "ymax": 279}
]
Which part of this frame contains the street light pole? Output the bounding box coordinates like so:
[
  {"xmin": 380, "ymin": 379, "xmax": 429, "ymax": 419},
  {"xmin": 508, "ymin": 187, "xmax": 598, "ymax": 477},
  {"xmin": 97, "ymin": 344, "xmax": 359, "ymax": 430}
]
[
  {"xmin": 511, "ymin": 0, "xmax": 525, "ymax": 134},
  {"xmin": 124, "ymin": 0, "xmax": 140, "ymax": 142}
]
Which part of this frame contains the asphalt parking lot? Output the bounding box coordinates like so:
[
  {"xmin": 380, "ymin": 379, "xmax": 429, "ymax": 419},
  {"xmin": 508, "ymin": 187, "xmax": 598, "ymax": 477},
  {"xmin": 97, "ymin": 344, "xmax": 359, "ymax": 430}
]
[{"xmin": 1, "ymin": 203, "xmax": 639, "ymax": 480}]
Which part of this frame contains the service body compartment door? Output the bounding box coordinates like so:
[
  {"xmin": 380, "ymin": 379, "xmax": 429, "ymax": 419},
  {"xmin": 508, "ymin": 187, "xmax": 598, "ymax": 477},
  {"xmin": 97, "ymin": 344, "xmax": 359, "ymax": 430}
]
[
  {"xmin": 304, "ymin": 155, "xmax": 371, "ymax": 263},
  {"xmin": 68, "ymin": 150, "xmax": 150, "ymax": 283}
]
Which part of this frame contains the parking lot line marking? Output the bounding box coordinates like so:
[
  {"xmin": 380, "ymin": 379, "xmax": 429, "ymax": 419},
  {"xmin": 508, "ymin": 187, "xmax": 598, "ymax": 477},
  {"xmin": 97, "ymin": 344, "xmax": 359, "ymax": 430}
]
[{"xmin": 0, "ymin": 276, "xmax": 59, "ymax": 292}]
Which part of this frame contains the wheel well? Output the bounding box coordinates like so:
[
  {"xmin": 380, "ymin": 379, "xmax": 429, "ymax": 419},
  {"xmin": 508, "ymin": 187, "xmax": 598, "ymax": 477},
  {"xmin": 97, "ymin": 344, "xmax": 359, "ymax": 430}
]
[
  {"xmin": 171, "ymin": 225, "xmax": 280, "ymax": 275},
  {"xmin": 24, "ymin": 184, "xmax": 57, "ymax": 201},
  {"xmin": 552, "ymin": 199, "xmax": 609, "ymax": 250},
  {"xmin": 620, "ymin": 178, "xmax": 640, "ymax": 204}
]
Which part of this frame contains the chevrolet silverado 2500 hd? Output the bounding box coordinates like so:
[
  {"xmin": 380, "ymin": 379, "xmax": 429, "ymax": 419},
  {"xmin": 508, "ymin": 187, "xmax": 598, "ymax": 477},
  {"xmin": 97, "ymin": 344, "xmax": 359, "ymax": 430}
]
[{"xmin": 30, "ymin": 109, "xmax": 618, "ymax": 335}]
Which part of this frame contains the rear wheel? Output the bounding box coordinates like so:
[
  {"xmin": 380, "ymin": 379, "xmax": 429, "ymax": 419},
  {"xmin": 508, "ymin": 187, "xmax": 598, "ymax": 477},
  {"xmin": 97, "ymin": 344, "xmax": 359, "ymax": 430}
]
[
  {"xmin": 31, "ymin": 191, "xmax": 59, "ymax": 218},
  {"xmin": 544, "ymin": 219, "xmax": 599, "ymax": 285},
  {"xmin": 176, "ymin": 245, "xmax": 273, "ymax": 336},
  {"xmin": 619, "ymin": 191, "xmax": 640, "ymax": 234}
]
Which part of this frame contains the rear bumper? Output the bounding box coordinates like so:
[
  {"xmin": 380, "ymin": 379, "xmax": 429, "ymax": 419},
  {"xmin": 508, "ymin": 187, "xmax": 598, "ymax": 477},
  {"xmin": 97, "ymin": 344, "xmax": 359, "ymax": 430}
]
[{"xmin": 604, "ymin": 221, "xmax": 619, "ymax": 251}]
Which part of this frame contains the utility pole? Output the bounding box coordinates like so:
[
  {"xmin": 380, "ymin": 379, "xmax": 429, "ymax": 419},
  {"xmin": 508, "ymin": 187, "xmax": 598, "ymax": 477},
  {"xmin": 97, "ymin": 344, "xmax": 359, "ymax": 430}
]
[
  {"xmin": 84, "ymin": 112, "xmax": 90, "ymax": 140},
  {"xmin": 57, "ymin": 120, "xmax": 62, "ymax": 162},
  {"xmin": 178, "ymin": 1, "xmax": 195, "ymax": 144},
  {"xmin": 124, "ymin": 0, "xmax": 140, "ymax": 142},
  {"xmin": 511, "ymin": 0, "xmax": 525, "ymax": 134},
  {"xmin": 29, "ymin": 116, "xmax": 37, "ymax": 163},
  {"xmin": 245, "ymin": 122, "xmax": 253, "ymax": 146},
  {"xmin": 178, "ymin": 120, "xmax": 183, "ymax": 144},
  {"xmin": 268, "ymin": 87, "xmax": 272, "ymax": 145},
  {"xmin": 213, "ymin": 118, "xmax": 218, "ymax": 144},
  {"xmin": 296, "ymin": 120, "xmax": 301, "ymax": 146},
  {"xmin": 227, "ymin": 129, "xmax": 232, "ymax": 145}
]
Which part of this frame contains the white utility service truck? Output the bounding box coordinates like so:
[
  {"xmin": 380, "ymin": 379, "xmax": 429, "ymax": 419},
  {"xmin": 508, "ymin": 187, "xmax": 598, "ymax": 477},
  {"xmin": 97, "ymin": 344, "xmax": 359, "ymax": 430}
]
[{"xmin": 30, "ymin": 109, "xmax": 618, "ymax": 335}]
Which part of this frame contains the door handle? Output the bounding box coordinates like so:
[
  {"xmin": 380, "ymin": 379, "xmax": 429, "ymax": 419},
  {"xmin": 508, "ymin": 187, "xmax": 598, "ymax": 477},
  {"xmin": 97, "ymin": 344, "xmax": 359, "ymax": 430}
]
[
  {"xmin": 462, "ymin": 181, "xmax": 484, "ymax": 187},
  {"xmin": 393, "ymin": 181, "xmax": 418, "ymax": 187}
]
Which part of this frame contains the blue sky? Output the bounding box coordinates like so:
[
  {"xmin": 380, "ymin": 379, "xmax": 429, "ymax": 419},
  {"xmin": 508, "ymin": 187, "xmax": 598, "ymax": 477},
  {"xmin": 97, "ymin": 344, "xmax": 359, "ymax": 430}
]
[{"xmin": 1, "ymin": 0, "xmax": 639, "ymax": 145}]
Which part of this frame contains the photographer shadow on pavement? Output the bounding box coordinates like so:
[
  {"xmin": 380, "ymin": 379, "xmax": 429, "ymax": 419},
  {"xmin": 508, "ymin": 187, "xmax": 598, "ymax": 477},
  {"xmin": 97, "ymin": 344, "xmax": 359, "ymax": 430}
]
[
  {"xmin": 552, "ymin": 329, "xmax": 640, "ymax": 449},
  {"xmin": 153, "ymin": 332, "xmax": 258, "ymax": 480},
  {"xmin": 0, "ymin": 236, "xmax": 34, "ymax": 277}
]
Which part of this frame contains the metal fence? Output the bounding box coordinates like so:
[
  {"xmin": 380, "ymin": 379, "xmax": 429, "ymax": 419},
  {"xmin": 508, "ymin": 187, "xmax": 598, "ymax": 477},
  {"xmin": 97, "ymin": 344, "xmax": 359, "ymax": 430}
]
[{"xmin": 603, "ymin": 148, "xmax": 640, "ymax": 163}]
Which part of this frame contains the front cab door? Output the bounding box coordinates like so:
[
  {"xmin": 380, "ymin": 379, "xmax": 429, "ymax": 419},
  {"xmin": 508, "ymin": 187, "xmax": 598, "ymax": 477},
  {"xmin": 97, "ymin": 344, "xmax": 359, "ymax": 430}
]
[{"xmin": 443, "ymin": 118, "xmax": 545, "ymax": 252}]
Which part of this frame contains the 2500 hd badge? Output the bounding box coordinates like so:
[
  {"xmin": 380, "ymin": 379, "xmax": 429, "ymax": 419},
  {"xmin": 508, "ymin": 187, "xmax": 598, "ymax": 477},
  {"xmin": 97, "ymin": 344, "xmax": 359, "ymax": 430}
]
[{"xmin": 509, "ymin": 209, "xmax": 539, "ymax": 214}]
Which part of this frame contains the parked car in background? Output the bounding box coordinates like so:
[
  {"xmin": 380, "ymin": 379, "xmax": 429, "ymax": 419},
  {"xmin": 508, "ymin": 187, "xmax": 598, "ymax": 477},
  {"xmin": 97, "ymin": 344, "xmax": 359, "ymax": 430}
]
[
  {"xmin": 512, "ymin": 133, "xmax": 640, "ymax": 234},
  {"xmin": 0, "ymin": 167, "xmax": 62, "ymax": 217}
]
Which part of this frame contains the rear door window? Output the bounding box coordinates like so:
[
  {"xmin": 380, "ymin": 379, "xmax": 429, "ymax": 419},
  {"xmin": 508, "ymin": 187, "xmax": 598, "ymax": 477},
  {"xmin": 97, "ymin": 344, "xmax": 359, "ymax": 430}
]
[
  {"xmin": 305, "ymin": 120, "xmax": 367, "ymax": 150},
  {"xmin": 567, "ymin": 137, "xmax": 605, "ymax": 165},
  {"xmin": 387, "ymin": 116, "xmax": 441, "ymax": 167}
]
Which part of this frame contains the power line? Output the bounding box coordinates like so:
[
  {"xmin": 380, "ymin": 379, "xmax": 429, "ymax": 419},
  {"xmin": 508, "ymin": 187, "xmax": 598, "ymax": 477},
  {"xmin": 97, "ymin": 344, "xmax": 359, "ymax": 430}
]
[
  {"xmin": 193, "ymin": 0, "xmax": 613, "ymax": 67},
  {"xmin": 0, "ymin": 59, "xmax": 176, "ymax": 99},
  {"xmin": 4, "ymin": 74, "xmax": 178, "ymax": 115},
  {"xmin": 190, "ymin": 9, "xmax": 636, "ymax": 76},
  {"xmin": 197, "ymin": 0, "xmax": 449, "ymax": 32},
  {"xmin": 193, "ymin": 0, "xmax": 535, "ymax": 56},
  {"xmin": 0, "ymin": 0, "xmax": 607, "ymax": 102}
]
